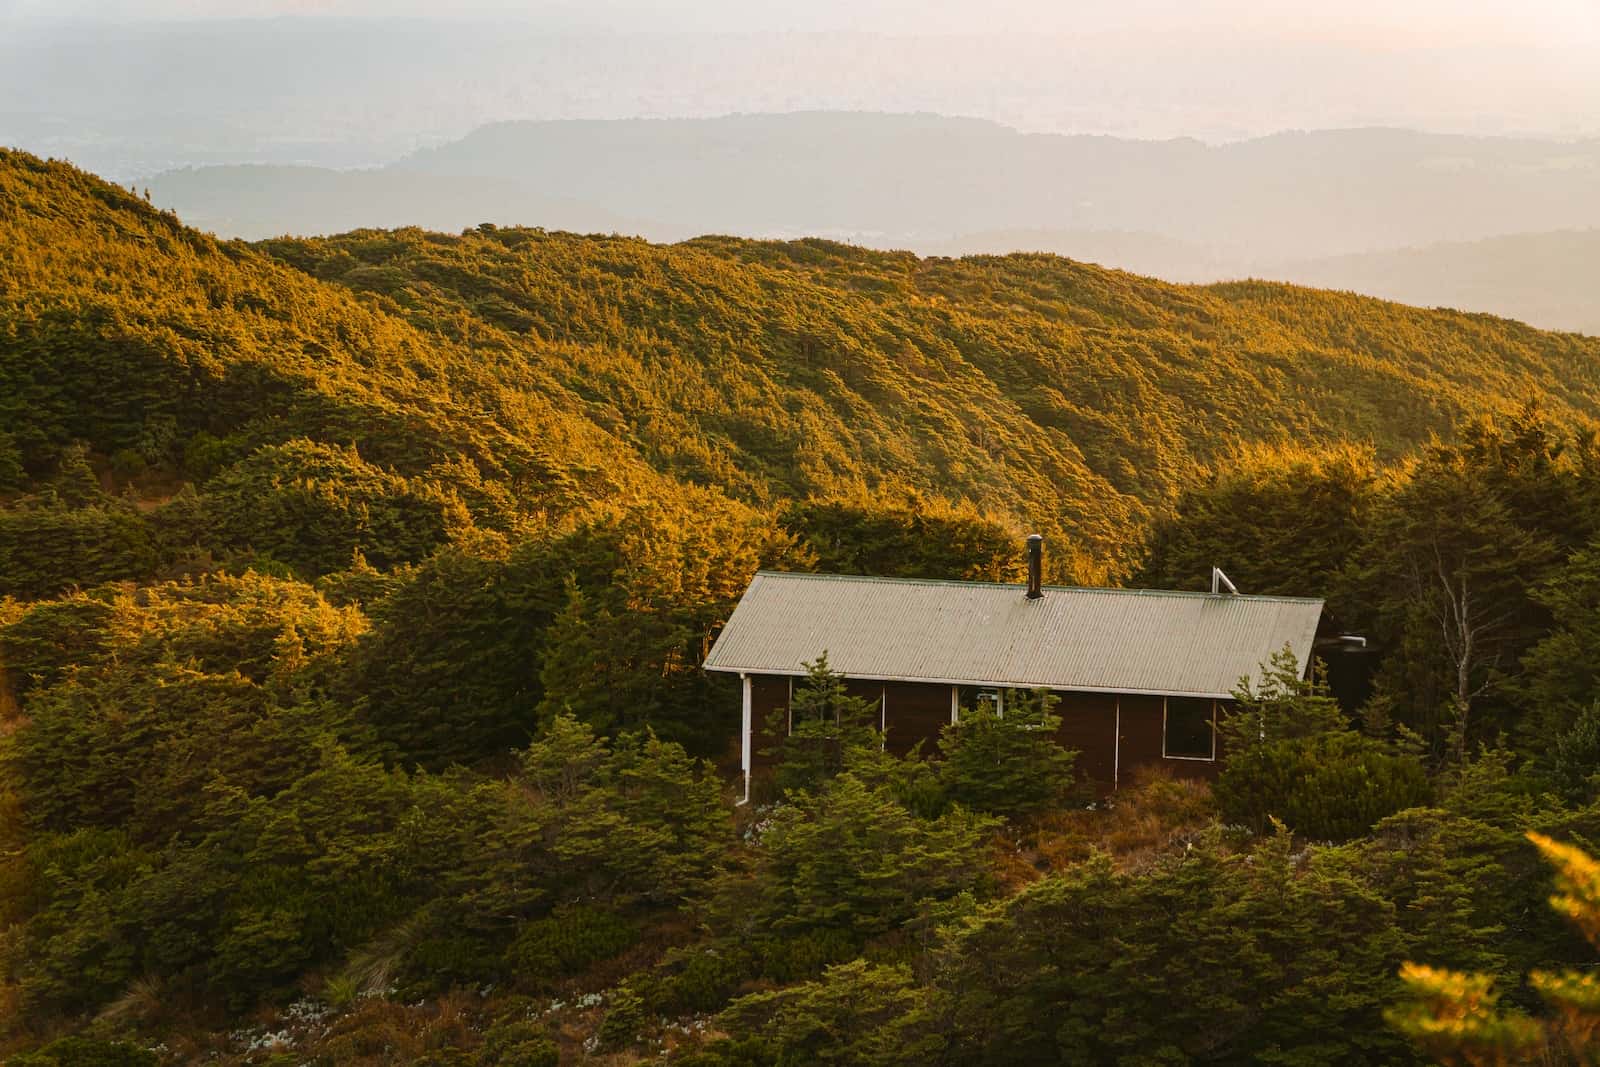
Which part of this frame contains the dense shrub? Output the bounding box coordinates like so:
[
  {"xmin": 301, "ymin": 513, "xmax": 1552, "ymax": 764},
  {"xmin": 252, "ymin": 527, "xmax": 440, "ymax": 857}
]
[
  {"xmin": 1551, "ymin": 701, "xmax": 1600, "ymax": 799},
  {"xmin": 3, "ymin": 575, "xmax": 367, "ymax": 839},
  {"xmin": 766, "ymin": 656, "xmax": 887, "ymax": 797},
  {"xmin": 941, "ymin": 832, "xmax": 1414, "ymax": 1064},
  {"xmin": 597, "ymin": 986, "xmax": 646, "ymax": 1050},
  {"xmin": 0, "ymin": 595, "xmax": 117, "ymax": 696},
  {"xmin": 0, "ymin": 430, "xmax": 26, "ymax": 492},
  {"xmin": 937, "ymin": 689, "xmax": 1076, "ymax": 817},
  {"xmin": 722, "ymin": 773, "xmax": 996, "ymax": 944},
  {"xmin": 779, "ymin": 496, "xmax": 1023, "ymax": 582},
  {"xmin": 344, "ymin": 500, "xmax": 783, "ymax": 768},
  {"xmin": 398, "ymin": 933, "xmax": 502, "ymax": 996},
  {"xmin": 1216, "ymin": 732, "xmax": 1432, "ymax": 840},
  {"xmin": 650, "ymin": 947, "xmax": 756, "ymax": 1015},
  {"xmin": 1138, "ymin": 442, "xmax": 1377, "ymax": 597},
  {"xmin": 202, "ymin": 439, "xmax": 452, "ymax": 575},
  {"xmin": 504, "ymin": 905, "xmax": 639, "ymax": 986},
  {"xmin": 16, "ymin": 149, "xmax": 1600, "ymax": 1062},
  {"xmin": 718, "ymin": 960, "xmax": 946, "ymax": 1067},
  {"xmin": 0, "ymin": 498, "xmax": 160, "ymax": 598},
  {"xmin": 755, "ymin": 928, "xmax": 860, "ymax": 985},
  {"xmin": 477, "ymin": 1020, "xmax": 560, "ymax": 1067}
]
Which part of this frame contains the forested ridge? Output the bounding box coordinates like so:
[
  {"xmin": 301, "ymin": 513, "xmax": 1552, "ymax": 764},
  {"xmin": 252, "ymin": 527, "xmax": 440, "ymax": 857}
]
[{"xmin": 9, "ymin": 148, "xmax": 1600, "ymax": 1063}]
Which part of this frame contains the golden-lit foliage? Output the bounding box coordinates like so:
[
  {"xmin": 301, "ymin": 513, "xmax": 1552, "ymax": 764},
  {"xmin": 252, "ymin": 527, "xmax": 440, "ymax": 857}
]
[
  {"xmin": 16, "ymin": 149, "xmax": 1600, "ymax": 1063},
  {"xmin": 1393, "ymin": 833, "xmax": 1600, "ymax": 1064},
  {"xmin": 1389, "ymin": 963, "xmax": 1544, "ymax": 1067},
  {"xmin": 11, "ymin": 148, "xmax": 1600, "ymax": 594},
  {"xmin": 259, "ymin": 223, "xmax": 1600, "ymax": 579},
  {"xmin": 0, "ymin": 151, "xmax": 683, "ymax": 540},
  {"xmin": 1531, "ymin": 831, "xmax": 1600, "ymax": 948}
]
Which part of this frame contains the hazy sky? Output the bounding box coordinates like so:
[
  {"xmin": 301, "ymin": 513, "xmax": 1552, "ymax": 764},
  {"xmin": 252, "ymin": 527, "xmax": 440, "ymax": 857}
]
[
  {"xmin": 4, "ymin": 0, "xmax": 1598, "ymax": 180},
  {"xmin": 6, "ymin": 0, "xmax": 1599, "ymax": 45}
]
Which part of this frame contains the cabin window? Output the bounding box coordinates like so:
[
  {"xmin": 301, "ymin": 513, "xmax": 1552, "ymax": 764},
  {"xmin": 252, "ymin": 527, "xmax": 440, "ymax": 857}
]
[
  {"xmin": 1163, "ymin": 697, "xmax": 1216, "ymax": 760},
  {"xmin": 955, "ymin": 685, "xmax": 1005, "ymax": 717}
]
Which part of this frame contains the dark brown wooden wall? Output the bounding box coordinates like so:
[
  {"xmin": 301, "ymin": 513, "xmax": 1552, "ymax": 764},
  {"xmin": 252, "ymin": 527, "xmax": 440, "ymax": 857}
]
[
  {"xmin": 884, "ymin": 681, "xmax": 952, "ymax": 756},
  {"xmin": 843, "ymin": 679, "xmax": 886, "ymax": 719},
  {"xmin": 1053, "ymin": 690, "xmax": 1117, "ymax": 791},
  {"xmin": 742, "ymin": 673, "xmax": 1225, "ymax": 791},
  {"xmin": 1116, "ymin": 693, "xmax": 1165, "ymax": 780},
  {"xmin": 1118, "ymin": 693, "xmax": 1221, "ymax": 786},
  {"xmin": 749, "ymin": 674, "xmax": 791, "ymax": 770}
]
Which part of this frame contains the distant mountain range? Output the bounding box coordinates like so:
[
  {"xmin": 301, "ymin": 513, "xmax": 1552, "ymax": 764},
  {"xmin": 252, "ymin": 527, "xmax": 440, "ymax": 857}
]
[
  {"xmin": 1274, "ymin": 230, "xmax": 1600, "ymax": 337},
  {"xmin": 140, "ymin": 113, "xmax": 1600, "ymax": 333}
]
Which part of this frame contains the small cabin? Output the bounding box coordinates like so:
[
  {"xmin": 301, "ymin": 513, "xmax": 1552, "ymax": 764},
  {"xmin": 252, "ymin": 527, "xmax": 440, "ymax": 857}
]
[{"xmin": 703, "ymin": 537, "xmax": 1325, "ymax": 800}]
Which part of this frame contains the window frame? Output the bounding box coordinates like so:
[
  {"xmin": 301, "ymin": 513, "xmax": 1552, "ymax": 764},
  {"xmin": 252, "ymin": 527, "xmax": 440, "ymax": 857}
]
[
  {"xmin": 975, "ymin": 687, "xmax": 1003, "ymax": 717},
  {"xmin": 1162, "ymin": 696, "xmax": 1218, "ymax": 762}
]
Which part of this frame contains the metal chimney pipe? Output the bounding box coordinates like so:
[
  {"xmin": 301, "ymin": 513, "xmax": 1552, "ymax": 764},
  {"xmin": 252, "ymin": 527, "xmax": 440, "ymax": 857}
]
[
  {"xmin": 1026, "ymin": 535, "xmax": 1044, "ymax": 599},
  {"xmin": 1211, "ymin": 566, "xmax": 1238, "ymax": 595}
]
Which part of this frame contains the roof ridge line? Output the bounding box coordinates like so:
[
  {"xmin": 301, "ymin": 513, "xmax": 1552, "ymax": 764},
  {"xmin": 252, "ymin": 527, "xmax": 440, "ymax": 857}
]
[{"xmin": 750, "ymin": 569, "xmax": 1325, "ymax": 604}]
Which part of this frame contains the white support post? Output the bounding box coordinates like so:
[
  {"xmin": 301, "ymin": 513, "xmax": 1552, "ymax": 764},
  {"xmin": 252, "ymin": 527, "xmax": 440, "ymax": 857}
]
[
  {"xmin": 950, "ymin": 685, "xmax": 959, "ymax": 724},
  {"xmin": 1113, "ymin": 699, "xmax": 1121, "ymax": 790},
  {"xmin": 880, "ymin": 685, "xmax": 887, "ymax": 750},
  {"xmin": 739, "ymin": 673, "xmax": 752, "ymax": 805}
]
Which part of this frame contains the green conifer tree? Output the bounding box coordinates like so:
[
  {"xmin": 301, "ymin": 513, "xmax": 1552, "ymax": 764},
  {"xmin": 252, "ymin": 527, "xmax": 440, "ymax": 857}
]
[
  {"xmin": 766, "ymin": 655, "xmax": 885, "ymax": 796},
  {"xmin": 936, "ymin": 688, "xmax": 1076, "ymax": 817}
]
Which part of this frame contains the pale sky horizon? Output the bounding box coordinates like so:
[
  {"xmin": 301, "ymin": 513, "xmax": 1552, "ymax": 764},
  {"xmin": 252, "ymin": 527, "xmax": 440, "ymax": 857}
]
[
  {"xmin": 4, "ymin": 0, "xmax": 1598, "ymax": 182},
  {"xmin": 1, "ymin": 0, "xmax": 1597, "ymax": 322},
  {"xmin": 4, "ymin": 0, "xmax": 1599, "ymax": 47}
]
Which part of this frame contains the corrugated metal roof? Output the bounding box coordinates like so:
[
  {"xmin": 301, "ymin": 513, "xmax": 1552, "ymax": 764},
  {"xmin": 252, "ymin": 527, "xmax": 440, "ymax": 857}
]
[{"xmin": 704, "ymin": 571, "xmax": 1324, "ymax": 698}]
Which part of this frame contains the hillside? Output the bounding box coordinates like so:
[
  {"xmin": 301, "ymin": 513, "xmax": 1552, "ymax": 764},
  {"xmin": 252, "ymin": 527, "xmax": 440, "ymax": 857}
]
[
  {"xmin": 255, "ymin": 225, "xmax": 1600, "ymax": 566},
  {"xmin": 917, "ymin": 227, "xmax": 1228, "ymax": 283},
  {"xmin": 145, "ymin": 114, "xmax": 1600, "ymax": 332},
  {"xmin": 14, "ymin": 150, "xmax": 1600, "ymax": 1061},
  {"xmin": 12, "ymin": 147, "xmax": 1600, "ymax": 586}
]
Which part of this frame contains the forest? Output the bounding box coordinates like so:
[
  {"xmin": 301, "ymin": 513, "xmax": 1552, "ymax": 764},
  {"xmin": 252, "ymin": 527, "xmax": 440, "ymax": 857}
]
[{"xmin": 7, "ymin": 147, "xmax": 1600, "ymax": 1063}]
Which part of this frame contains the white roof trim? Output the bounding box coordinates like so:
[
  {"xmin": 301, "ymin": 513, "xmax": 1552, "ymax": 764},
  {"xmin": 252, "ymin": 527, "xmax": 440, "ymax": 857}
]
[{"xmin": 702, "ymin": 663, "xmax": 1242, "ymax": 700}]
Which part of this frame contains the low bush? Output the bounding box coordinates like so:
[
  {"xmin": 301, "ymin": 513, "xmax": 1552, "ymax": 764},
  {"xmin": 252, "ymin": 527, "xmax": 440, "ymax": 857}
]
[
  {"xmin": 476, "ymin": 1019, "xmax": 559, "ymax": 1067},
  {"xmin": 7, "ymin": 1037, "xmax": 159, "ymax": 1067},
  {"xmin": 655, "ymin": 947, "xmax": 755, "ymax": 1015},
  {"xmin": 503, "ymin": 905, "xmax": 639, "ymax": 988},
  {"xmin": 597, "ymin": 985, "xmax": 646, "ymax": 1050},
  {"xmin": 1216, "ymin": 732, "xmax": 1432, "ymax": 841}
]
